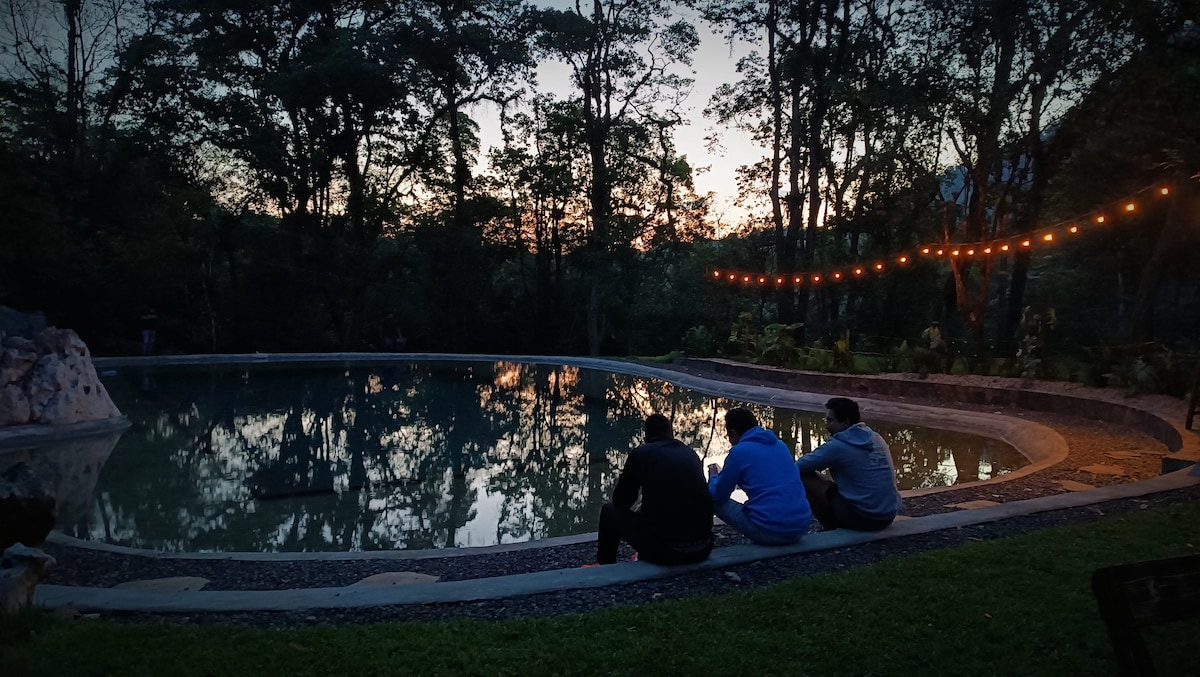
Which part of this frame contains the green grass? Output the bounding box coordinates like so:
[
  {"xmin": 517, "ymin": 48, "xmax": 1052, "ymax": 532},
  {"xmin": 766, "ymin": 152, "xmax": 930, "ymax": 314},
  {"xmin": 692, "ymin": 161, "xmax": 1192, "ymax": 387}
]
[{"xmin": 4, "ymin": 502, "xmax": 1199, "ymax": 676}]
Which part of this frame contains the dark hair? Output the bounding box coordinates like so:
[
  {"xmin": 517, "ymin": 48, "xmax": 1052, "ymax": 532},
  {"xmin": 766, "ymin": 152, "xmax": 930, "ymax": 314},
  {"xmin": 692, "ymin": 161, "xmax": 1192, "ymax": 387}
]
[
  {"xmin": 724, "ymin": 407, "xmax": 758, "ymax": 435},
  {"xmin": 644, "ymin": 414, "xmax": 672, "ymax": 441},
  {"xmin": 824, "ymin": 397, "xmax": 861, "ymax": 424}
]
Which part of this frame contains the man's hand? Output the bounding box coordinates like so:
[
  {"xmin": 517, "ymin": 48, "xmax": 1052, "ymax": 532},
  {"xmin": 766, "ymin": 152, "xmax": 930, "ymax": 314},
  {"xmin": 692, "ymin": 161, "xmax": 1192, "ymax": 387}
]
[{"xmin": 707, "ymin": 463, "xmax": 721, "ymax": 478}]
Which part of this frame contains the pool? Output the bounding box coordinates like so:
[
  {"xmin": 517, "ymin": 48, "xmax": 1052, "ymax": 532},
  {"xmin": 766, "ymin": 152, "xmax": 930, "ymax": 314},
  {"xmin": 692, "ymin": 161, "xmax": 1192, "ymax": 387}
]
[{"xmin": 57, "ymin": 360, "xmax": 1026, "ymax": 552}]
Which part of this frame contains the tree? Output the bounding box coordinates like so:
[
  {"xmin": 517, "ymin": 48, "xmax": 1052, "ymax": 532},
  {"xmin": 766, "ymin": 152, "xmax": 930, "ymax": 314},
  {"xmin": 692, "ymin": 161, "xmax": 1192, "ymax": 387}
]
[
  {"xmin": 920, "ymin": 0, "xmax": 1134, "ymax": 348},
  {"xmin": 535, "ymin": 0, "xmax": 699, "ymax": 355},
  {"xmin": 697, "ymin": 0, "xmax": 943, "ymax": 339}
]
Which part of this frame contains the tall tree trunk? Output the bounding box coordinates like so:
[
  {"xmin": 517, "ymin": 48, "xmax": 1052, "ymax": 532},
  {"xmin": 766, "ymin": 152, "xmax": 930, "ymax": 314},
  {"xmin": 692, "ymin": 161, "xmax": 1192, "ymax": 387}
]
[{"xmin": 768, "ymin": 0, "xmax": 791, "ymax": 324}]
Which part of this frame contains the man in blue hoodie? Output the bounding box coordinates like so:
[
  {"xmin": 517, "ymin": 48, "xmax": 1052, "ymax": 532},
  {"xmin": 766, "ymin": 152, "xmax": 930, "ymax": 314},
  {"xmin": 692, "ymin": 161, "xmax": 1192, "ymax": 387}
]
[
  {"xmin": 707, "ymin": 407, "xmax": 811, "ymax": 545},
  {"xmin": 797, "ymin": 397, "xmax": 902, "ymax": 531}
]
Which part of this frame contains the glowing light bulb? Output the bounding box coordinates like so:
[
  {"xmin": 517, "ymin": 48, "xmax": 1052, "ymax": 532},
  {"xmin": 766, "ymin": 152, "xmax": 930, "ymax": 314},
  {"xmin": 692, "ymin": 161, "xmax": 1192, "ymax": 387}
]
[
  {"xmin": 1160, "ymin": 187, "xmax": 1170, "ymax": 196},
  {"xmin": 1125, "ymin": 203, "xmax": 1135, "ymax": 212},
  {"xmin": 967, "ymin": 249, "xmax": 975, "ymax": 256},
  {"xmin": 728, "ymin": 274, "xmax": 736, "ymax": 281},
  {"xmin": 921, "ymin": 247, "xmax": 930, "ymax": 254},
  {"xmin": 1042, "ymin": 233, "xmax": 1054, "ymax": 242},
  {"xmin": 936, "ymin": 249, "xmax": 944, "ymax": 256},
  {"xmin": 1069, "ymin": 226, "xmax": 1078, "ymax": 234},
  {"xmin": 854, "ymin": 267, "xmax": 863, "ymax": 275},
  {"xmin": 758, "ymin": 277, "xmax": 766, "ymax": 284},
  {"xmin": 1021, "ymin": 240, "xmax": 1031, "ymax": 247},
  {"xmin": 776, "ymin": 277, "xmax": 783, "ymax": 284},
  {"xmin": 833, "ymin": 272, "xmax": 842, "ymax": 280},
  {"xmin": 951, "ymin": 249, "xmax": 959, "ymax": 256},
  {"xmin": 742, "ymin": 275, "xmax": 750, "ymax": 282},
  {"xmin": 983, "ymin": 247, "xmax": 992, "ymax": 254},
  {"xmin": 1096, "ymin": 215, "xmax": 1106, "ymax": 224},
  {"xmin": 899, "ymin": 256, "xmax": 908, "ymax": 263},
  {"xmin": 875, "ymin": 263, "xmax": 884, "ymax": 271},
  {"xmin": 812, "ymin": 275, "xmax": 821, "ymax": 283},
  {"xmin": 713, "ymin": 271, "xmax": 721, "ymax": 277},
  {"xmin": 1001, "ymin": 244, "xmax": 1010, "ymax": 252},
  {"xmin": 794, "ymin": 277, "xmax": 801, "ymax": 284}
]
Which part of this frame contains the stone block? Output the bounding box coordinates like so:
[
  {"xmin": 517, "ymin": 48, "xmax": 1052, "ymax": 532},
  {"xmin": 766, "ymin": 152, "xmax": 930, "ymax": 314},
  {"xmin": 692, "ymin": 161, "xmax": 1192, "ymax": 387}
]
[
  {"xmin": 1079, "ymin": 464, "xmax": 1126, "ymax": 476},
  {"xmin": 946, "ymin": 500, "xmax": 1001, "ymax": 510},
  {"xmin": 0, "ymin": 543, "xmax": 55, "ymax": 613},
  {"xmin": 1060, "ymin": 480, "xmax": 1096, "ymax": 492},
  {"xmin": 349, "ymin": 572, "xmax": 440, "ymax": 586}
]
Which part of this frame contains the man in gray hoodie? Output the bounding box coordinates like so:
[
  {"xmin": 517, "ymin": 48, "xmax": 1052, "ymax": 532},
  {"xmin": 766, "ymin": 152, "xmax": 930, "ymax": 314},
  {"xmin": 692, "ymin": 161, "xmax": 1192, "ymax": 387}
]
[{"xmin": 796, "ymin": 397, "xmax": 902, "ymax": 531}]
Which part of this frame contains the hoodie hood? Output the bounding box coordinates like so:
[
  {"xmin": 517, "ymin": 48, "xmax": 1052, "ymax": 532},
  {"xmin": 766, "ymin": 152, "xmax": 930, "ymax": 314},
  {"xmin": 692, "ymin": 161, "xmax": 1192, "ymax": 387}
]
[
  {"xmin": 833, "ymin": 423, "xmax": 877, "ymax": 449},
  {"xmin": 738, "ymin": 426, "xmax": 779, "ymax": 446}
]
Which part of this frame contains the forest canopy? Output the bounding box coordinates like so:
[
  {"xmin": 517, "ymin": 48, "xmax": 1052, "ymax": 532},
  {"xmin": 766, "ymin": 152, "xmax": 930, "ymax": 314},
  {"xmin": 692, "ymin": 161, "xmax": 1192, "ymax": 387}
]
[{"xmin": 1, "ymin": 0, "xmax": 1197, "ymax": 366}]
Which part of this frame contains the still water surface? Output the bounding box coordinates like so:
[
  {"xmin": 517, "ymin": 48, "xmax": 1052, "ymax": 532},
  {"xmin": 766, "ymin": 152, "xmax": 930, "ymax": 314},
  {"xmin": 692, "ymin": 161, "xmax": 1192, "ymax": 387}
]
[{"xmin": 74, "ymin": 362, "xmax": 1027, "ymax": 552}]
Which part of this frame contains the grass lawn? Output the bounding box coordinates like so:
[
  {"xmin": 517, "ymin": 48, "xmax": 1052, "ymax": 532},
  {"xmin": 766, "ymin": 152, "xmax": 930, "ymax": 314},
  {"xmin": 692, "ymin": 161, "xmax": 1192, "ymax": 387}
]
[{"xmin": 4, "ymin": 501, "xmax": 1199, "ymax": 676}]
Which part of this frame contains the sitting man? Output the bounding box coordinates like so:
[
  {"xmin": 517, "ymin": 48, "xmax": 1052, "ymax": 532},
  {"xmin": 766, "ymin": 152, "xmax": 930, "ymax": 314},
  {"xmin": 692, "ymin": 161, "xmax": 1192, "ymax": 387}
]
[
  {"xmin": 796, "ymin": 397, "xmax": 903, "ymax": 531},
  {"xmin": 594, "ymin": 414, "xmax": 714, "ymax": 566},
  {"xmin": 707, "ymin": 407, "xmax": 811, "ymax": 545}
]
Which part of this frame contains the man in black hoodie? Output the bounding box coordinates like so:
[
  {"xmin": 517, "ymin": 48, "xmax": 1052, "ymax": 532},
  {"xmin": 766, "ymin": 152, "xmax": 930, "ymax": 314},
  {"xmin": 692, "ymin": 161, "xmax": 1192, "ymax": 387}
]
[{"xmin": 594, "ymin": 414, "xmax": 714, "ymax": 565}]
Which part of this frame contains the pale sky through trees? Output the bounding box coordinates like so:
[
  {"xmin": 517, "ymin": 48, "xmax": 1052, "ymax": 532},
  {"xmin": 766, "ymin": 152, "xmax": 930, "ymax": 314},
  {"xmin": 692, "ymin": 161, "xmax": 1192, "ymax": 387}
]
[{"xmin": 473, "ymin": 1, "xmax": 758, "ymax": 228}]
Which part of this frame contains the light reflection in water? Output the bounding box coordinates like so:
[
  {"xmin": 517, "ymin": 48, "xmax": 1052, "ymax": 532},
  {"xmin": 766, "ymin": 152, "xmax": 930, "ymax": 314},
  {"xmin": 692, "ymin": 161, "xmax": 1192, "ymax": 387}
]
[{"xmin": 72, "ymin": 362, "xmax": 1027, "ymax": 552}]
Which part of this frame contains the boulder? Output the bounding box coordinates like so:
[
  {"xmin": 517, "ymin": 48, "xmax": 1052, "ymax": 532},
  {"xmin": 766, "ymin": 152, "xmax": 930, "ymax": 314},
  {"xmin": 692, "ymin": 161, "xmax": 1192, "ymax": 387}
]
[
  {"xmin": 0, "ymin": 543, "xmax": 56, "ymax": 613},
  {"xmin": 0, "ymin": 324, "xmax": 121, "ymax": 427},
  {"xmin": 0, "ymin": 383, "xmax": 30, "ymax": 427},
  {"xmin": 0, "ymin": 463, "xmax": 57, "ymax": 550},
  {"xmin": 1, "ymin": 343, "xmax": 39, "ymax": 386}
]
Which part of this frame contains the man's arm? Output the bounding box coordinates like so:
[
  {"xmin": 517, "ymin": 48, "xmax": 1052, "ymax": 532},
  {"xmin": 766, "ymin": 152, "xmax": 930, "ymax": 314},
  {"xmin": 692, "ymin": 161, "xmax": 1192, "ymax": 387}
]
[
  {"xmin": 612, "ymin": 448, "xmax": 641, "ymax": 510},
  {"xmin": 708, "ymin": 453, "xmax": 740, "ymax": 503},
  {"xmin": 795, "ymin": 441, "xmax": 835, "ymax": 473}
]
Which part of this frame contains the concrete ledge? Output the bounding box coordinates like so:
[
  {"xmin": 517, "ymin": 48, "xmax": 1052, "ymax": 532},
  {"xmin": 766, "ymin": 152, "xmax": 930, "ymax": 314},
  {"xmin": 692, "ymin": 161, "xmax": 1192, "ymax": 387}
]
[
  {"xmin": 0, "ymin": 417, "xmax": 131, "ymax": 451},
  {"xmin": 684, "ymin": 358, "xmax": 1200, "ymax": 474},
  {"xmin": 34, "ymin": 469, "xmax": 1200, "ymax": 612}
]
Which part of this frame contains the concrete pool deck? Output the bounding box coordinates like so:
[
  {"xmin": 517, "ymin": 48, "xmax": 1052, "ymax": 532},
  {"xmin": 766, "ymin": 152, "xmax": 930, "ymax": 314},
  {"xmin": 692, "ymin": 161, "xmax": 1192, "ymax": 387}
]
[{"xmin": 5, "ymin": 353, "xmax": 1198, "ymax": 613}]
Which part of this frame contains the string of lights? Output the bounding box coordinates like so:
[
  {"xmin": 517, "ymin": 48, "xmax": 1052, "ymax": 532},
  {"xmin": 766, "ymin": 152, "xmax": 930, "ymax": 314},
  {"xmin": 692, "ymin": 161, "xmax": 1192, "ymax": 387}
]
[{"xmin": 707, "ymin": 184, "xmax": 1175, "ymax": 288}]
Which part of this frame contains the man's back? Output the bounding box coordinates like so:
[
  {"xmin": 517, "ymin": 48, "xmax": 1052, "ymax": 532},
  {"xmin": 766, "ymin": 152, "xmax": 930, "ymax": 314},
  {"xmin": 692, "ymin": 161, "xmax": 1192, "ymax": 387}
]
[
  {"xmin": 711, "ymin": 427, "xmax": 812, "ymax": 535},
  {"xmin": 797, "ymin": 423, "xmax": 901, "ymax": 518},
  {"xmin": 615, "ymin": 438, "xmax": 712, "ymax": 543}
]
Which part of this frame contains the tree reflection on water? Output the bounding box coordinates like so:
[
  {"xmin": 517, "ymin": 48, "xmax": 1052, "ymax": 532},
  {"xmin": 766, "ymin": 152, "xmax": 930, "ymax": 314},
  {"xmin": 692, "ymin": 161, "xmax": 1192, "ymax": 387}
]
[{"xmin": 77, "ymin": 362, "xmax": 1027, "ymax": 552}]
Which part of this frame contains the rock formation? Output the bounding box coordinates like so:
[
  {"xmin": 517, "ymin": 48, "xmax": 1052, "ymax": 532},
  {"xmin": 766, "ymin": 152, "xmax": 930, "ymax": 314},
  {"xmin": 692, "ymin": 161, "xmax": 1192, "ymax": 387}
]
[{"xmin": 0, "ymin": 306, "xmax": 121, "ymax": 427}]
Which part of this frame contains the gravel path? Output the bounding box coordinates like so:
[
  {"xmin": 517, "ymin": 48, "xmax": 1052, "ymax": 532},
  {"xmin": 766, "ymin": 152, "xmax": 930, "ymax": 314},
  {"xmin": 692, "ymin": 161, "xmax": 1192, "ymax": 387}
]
[{"xmin": 37, "ymin": 367, "xmax": 1195, "ymax": 627}]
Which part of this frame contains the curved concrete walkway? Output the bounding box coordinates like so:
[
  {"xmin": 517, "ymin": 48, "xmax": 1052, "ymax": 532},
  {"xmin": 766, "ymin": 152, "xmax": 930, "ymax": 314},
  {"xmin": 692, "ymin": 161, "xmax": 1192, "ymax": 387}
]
[
  {"xmin": 18, "ymin": 353, "xmax": 1199, "ymax": 612},
  {"xmin": 35, "ymin": 470, "xmax": 1200, "ymax": 612}
]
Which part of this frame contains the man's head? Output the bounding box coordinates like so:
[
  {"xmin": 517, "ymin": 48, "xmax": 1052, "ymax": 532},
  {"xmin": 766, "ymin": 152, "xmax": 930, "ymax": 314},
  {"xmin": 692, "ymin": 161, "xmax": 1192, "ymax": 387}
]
[
  {"xmin": 644, "ymin": 413, "xmax": 673, "ymax": 442},
  {"xmin": 823, "ymin": 397, "xmax": 861, "ymax": 434},
  {"xmin": 723, "ymin": 407, "xmax": 758, "ymax": 445}
]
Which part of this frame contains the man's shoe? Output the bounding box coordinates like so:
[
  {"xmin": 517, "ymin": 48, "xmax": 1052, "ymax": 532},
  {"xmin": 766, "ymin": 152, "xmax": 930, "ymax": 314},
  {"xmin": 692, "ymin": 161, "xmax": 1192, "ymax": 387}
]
[
  {"xmin": 630, "ymin": 552, "xmax": 638, "ymax": 562},
  {"xmin": 581, "ymin": 562, "xmax": 602, "ymax": 568}
]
